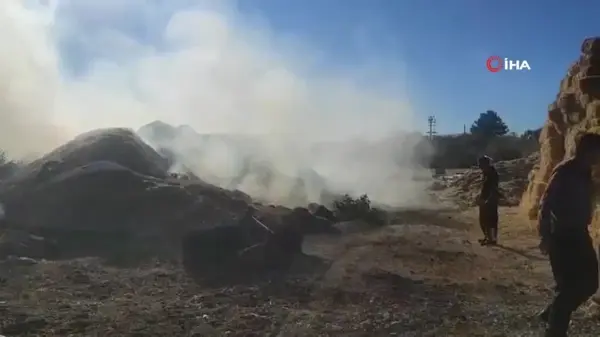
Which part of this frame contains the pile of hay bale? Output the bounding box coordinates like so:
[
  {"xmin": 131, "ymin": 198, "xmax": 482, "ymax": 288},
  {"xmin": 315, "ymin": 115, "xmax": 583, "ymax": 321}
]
[
  {"xmin": 520, "ymin": 37, "xmax": 600, "ymax": 229},
  {"xmin": 443, "ymin": 152, "xmax": 539, "ymax": 207},
  {"xmin": 0, "ymin": 128, "xmax": 336, "ymax": 280}
]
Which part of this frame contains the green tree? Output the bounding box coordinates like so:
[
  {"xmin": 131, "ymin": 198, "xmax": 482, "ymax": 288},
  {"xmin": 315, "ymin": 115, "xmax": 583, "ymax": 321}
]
[
  {"xmin": 0, "ymin": 150, "xmax": 19, "ymax": 180},
  {"xmin": 521, "ymin": 128, "xmax": 542, "ymax": 141},
  {"xmin": 470, "ymin": 110, "xmax": 509, "ymax": 138}
]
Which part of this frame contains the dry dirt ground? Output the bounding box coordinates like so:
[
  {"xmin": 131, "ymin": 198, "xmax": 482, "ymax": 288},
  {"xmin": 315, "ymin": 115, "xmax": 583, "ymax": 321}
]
[{"xmin": 1, "ymin": 207, "xmax": 600, "ymax": 336}]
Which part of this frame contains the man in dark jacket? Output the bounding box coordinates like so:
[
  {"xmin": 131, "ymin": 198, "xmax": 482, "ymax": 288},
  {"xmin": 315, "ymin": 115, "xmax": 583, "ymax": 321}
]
[
  {"xmin": 538, "ymin": 133, "xmax": 600, "ymax": 337},
  {"xmin": 477, "ymin": 155, "xmax": 500, "ymax": 246}
]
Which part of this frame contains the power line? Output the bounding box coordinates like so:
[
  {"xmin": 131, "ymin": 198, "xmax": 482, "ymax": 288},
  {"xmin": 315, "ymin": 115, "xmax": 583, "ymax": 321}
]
[{"xmin": 427, "ymin": 116, "xmax": 437, "ymax": 140}]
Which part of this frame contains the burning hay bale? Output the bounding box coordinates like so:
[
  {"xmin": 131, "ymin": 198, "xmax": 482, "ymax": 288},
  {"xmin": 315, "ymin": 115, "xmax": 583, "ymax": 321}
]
[{"xmin": 308, "ymin": 202, "xmax": 337, "ymax": 222}]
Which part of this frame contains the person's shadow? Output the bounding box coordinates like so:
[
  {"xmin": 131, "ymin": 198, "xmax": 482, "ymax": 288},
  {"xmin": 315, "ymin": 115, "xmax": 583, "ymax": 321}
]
[{"xmin": 493, "ymin": 244, "xmax": 547, "ymax": 261}]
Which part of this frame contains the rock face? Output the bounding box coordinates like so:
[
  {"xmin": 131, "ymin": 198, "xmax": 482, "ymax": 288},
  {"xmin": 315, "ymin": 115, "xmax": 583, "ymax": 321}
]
[{"xmin": 520, "ymin": 37, "xmax": 600, "ymax": 227}]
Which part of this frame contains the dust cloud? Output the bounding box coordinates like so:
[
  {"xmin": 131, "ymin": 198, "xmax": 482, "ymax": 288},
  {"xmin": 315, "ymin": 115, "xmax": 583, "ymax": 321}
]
[{"xmin": 0, "ymin": 0, "xmax": 434, "ymax": 207}]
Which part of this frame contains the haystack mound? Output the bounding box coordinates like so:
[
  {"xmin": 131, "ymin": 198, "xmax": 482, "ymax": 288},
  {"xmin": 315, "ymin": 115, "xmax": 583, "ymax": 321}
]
[
  {"xmin": 0, "ymin": 128, "xmax": 336, "ymax": 276},
  {"xmin": 0, "ymin": 128, "xmax": 191, "ymax": 231},
  {"xmin": 521, "ymin": 37, "xmax": 600, "ymax": 228},
  {"xmin": 4, "ymin": 128, "xmax": 169, "ymax": 186},
  {"xmin": 445, "ymin": 152, "xmax": 538, "ymax": 207},
  {"xmin": 0, "ymin": 129, "xmax": 249, "ymax": 262}
]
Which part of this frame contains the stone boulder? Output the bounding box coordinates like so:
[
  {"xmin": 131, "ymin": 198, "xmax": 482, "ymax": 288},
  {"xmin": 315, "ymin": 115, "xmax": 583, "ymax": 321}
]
[{"xmin": 521, "ymin": 37, "xmax": 600, "ymax": 231}]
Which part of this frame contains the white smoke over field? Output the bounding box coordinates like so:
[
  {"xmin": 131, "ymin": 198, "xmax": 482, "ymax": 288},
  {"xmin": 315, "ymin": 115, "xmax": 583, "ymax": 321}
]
[{"xmin": 0, "ymin": 0, "xmax": 433, "ymax": 207}]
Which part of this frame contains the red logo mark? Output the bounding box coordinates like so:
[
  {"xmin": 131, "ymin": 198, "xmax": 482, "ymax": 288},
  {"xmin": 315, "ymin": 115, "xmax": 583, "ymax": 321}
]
[{"xmin": 486, "ymin": 56, "xmax": 502, "ymax": 73}]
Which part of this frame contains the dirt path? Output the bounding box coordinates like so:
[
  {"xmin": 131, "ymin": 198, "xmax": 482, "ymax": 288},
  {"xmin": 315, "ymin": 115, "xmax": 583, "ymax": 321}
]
[
  {"xmin": 1, "ymin": 207, "xmax": 599, "ymax": 336},
  {"xmin": 299, "ymin": 206, "xmax": 600, "ymax": 336}
]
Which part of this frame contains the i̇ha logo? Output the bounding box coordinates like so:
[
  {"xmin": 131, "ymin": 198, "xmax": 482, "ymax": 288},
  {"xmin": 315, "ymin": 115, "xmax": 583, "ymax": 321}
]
[{"xmin": 486, "ymin": 56, "xmax": 531, "ymax": 72}]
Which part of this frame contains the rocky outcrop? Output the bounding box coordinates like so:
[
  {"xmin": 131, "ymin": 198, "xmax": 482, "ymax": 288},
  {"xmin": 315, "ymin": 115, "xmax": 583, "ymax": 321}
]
[{"xmin": 520, "ymin": 38, "xmax": 600, "ymax": 226}]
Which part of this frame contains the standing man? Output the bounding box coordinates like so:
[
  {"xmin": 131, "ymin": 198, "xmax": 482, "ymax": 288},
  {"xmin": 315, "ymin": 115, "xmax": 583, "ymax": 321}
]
[
  {"xmin": 538, "ymin": 133, "xmax": 600, "ymax": 337},
  {"xmin": 477, "ymin": 155, "xmax": 500, "ymax": 246}
]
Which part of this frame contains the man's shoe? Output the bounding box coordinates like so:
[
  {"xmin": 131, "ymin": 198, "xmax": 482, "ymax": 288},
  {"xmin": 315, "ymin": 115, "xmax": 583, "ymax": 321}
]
[
  {"xmin": 485, "ymin": 229, "xmax": 498, "ymax": 245},
  {"xmin": 544, "ymin": 328, "xmax": 567, "ymax": 337},
  {"xmin": 478, "ymin": 238, "xmax": 489, "ymax": 246}
]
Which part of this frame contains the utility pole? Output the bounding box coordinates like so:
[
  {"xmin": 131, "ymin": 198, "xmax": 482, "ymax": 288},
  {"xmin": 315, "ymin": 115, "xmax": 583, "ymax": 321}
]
[{"xmin": 427, "ymin": 116, "xmax": 437, "ymax": 140}]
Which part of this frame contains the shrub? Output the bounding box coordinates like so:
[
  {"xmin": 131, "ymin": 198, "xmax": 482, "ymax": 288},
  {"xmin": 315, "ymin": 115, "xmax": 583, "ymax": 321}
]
[
  {"xmin": 332, "ymin": 194, "xmax": 386, "ymax": 226},
  {"xmin": 0, "ymin": 151, "xmax": 20, "ymax": 181}
]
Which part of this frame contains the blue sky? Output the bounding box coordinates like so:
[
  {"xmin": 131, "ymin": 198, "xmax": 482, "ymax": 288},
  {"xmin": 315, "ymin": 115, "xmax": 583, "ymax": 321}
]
[
  {"xmin": 235, "ymin": 0, "xmax": 598, "ymax": 135},
  {"xmin": 40, "ymin": 0, "xmax": 598, "ymax": 138}
]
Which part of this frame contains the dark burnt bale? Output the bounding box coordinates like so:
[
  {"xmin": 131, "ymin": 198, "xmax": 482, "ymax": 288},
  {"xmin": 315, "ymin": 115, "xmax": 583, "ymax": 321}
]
[
  {"xmin": 311, "ymin": 204, "xmax": 337, "ymax": 223},
  {"xmin": 182, "ymin": 205, "xmax": 332, "ymax": 280},
  {"xmin": 262, "ymin": 220, "xmax": 304, "ymax": 271},
  {"xmin": 0, "ymin": 230, "xmax": 59, "ymax": 260},
  {"xmin": 181, "ymin": 224, "xmax": 251, "ymax": 277},
  {"xmin": 234, "ymin": 221, "xmax": 304, "ymax": 274},
  {"xmin": 289, "ymin": 207, "xmax": 338, "ymax": 235},
  {"xmin": 0, "ymin": 128, "xmax": 258, "ymax": 265},
  {"xmin": 181, "ymin": 206, "xmax": 272, "ymax": 278}
]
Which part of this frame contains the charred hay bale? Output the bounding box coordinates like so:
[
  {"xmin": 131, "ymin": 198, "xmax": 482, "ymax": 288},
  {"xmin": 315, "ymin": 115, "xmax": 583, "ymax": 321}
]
[
  {"xmin": 0, "ymin": 161, "xmax": 248, "ymax": 263},
  {"xmin": 181, "ymin": 206, "xmax": 276, "ymax": 277},
  {"xmin": 253, "ymin": 204, "xmax": 337, "ymax": 235},
  {"xmin": 182, "ymin": 206, "xmax": 317, "ymax": 280},
  {"xmin": 307, "ymin": 203, "xmax": 337, "ymax": 222},
  {"xmin": 0, "ymin": 129, "xmax": 168, "ymax": 193},
  {"xmin": 286, "ymin": 207, "xmax": 338, "ymax": 235},
  {"xmin": 238, "ymin": 208, "xmax": 306, "ymax": 271},
  {"xmin": 181, "ymin": 224, "xmax": 255, "ymax": 277},
  {"xmin": 0, "ymin": 230, "xmax": 58, "ymax": 260},
  {"xmin": 260, "ymin": 224, "xmax": 304, "ymax": 271},
  {"xmin": 0, "ymin": 128, "xmax": 172, "ymax": 218},
  {"xmin": 1, "ymin": 161, "xmax": 197, "ymax": 233}
]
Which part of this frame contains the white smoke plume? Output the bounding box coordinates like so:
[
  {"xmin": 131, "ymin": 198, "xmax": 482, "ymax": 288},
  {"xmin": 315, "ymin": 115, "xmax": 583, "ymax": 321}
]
[{"xmin": 0, "ymin": 0, "xmax": 433, "ymax": 207}]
